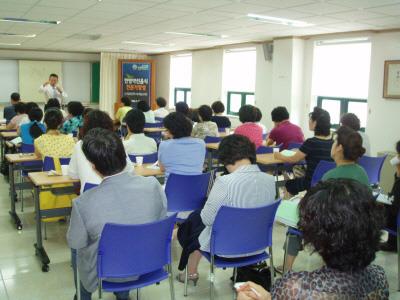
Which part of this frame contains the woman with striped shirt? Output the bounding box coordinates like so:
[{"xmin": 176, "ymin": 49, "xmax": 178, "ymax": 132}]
[{"xmin": 176, "ymin": 134, "xmax": 276, "ymax": 285}]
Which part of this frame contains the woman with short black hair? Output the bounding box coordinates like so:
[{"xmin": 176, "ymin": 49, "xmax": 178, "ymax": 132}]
[
  {"xmin": 176, "ymin": 134, "xmax": 276, "ymax": 286},
  {"xmin": 18, "ymin": 107, "xmax": 45, "ymax": 145},
  {"xmin": 340, "ymin": 112, "xmax": 371, "ymax": 155},
  {"xmin": 61, "ymin": 101, "xmax": 84, "ymax": 134},
  {"xmin": 211, "ymin": 100, "xmax": 231, "ymax": 129},
  {"xmin": 192, "ymin": 105, "xmax": 219, "ymax": 139},
  {"xmin": 234, "ymin": 105, "xmax": 263, "ymax": 149},
  {"xmin": 154, "ymin": 97, "xmax": 169, "ymax": 118},
  {"xmin": 137, "ymin": 100, "xmax": 155, "ymax": 123}
]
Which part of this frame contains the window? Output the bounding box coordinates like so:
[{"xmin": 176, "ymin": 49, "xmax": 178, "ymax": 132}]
[
  {"xmin": 222, "ymin": 48, "xmax": 256, "ymax": 116},
  {"xmin": 170, "ymin": 54, "xmax": 192, "ymax": 108},
  {"xmin": 312, "ymin": 40, "xmax": 371, "ymax": 129}
]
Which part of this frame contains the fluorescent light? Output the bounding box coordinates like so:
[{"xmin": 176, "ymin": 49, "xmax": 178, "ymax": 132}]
[
  {"xmin": 247, "ymin": 13, "xmax": 314, "ymax": 27},
  {"xmin": 165, "ymin": 31, "xmax": 228, "ymax": 38},
  {"xmin": 122, "ymin": 41, "xmax": 162, "ymax": 46},
  {"xmin": 0, "ymin": 42, "xmax": 21, "ymax": 46},
  {"xmin": 0, "ymin": 32, "xmax": 36, "ymax": 38},
  {"xmin": 316, "ymin": 37, "xmax": 370, "ymax": 46},
  {"xmin": 0, "ymin": 18, "xmax": 61, "ymax": 25}
]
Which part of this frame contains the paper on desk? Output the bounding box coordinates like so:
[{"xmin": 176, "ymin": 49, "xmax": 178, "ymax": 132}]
[
  {"xmin": 375, "ymin": 193, "xmax": 393, "ymax": 205},
  {"xmin": 10, "ymin": 137, "xmax": 22, "ymax": 145},
  {"xmin": 280, "ymin": 150, "xmax": 296, "ymax": 157},
  {"xmin": 146, "ymin": 165, "xmax": 160, "ymax": 170},
  {"xmin": 275, "ymin": 197, "xmax": 300, "ymax": 228}
]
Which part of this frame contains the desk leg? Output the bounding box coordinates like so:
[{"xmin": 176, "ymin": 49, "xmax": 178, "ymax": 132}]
[
  {"xmin": 207, "ymin": 151, "xmax": 213, "ymax": 171},
  {"xmin": 0, "ymin": 137, "xmax": 4, "ymax": 170},
  {"xmin": 33, "ymin": 186, "xmax": 50, "ymax": 272},
  {"xmin": 8, "ymin": 163, "xmax": 22, "ymax": 230}
]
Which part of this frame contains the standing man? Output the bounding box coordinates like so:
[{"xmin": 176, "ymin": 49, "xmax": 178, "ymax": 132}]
[{"xmin": 38, "ymin": 73, "xmax": 67, "ymax": 105}]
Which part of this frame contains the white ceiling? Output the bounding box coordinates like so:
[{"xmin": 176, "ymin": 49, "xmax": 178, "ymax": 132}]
[{"xmin": 0, "ymin": 0, "xmax": 400, "ymax": 54}]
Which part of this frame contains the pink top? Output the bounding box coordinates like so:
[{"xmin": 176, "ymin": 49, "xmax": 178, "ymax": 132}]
[
  {"xmin": 234, "ymin": 122, "xmax": 263, "ymax": 149},
  {"xmin": 268, "ymin": 120, "xmax": 304, "ymax": 149}
]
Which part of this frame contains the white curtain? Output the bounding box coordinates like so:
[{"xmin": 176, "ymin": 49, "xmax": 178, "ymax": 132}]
[{"xmin": 99, "ymin": 52, "xmax": 148, "ymax": 115}]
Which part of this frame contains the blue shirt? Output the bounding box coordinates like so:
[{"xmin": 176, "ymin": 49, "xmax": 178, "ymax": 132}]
[
  {"xmin": 3, "ymin": 105, "xmax": 16, "ymax": 124},
  {"xmin": 61, "ymin": 115, "xmax": 83, "ymax": 134},
  {"xmin": 158, "ymin": 137, "xmax": 206, "ymax": 178},
  {"xmin": 19, "ymin": 121, "xmax": 46, "ymax": 145}
]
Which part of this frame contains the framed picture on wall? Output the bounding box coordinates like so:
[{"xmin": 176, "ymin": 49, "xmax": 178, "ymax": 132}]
[{"xmin": 383, "ymin": 60, "xmax": 400, "ymax": 99}]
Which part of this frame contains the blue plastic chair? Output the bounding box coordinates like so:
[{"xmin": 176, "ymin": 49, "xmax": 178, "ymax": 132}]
[
  {"xmin": 144, "ymin": 122, "xmax": 163, "ymax": 128},
  {"xmin": 262, "ymin": 133, "xmax": 268, "ymax": 140},
  {"xmin": 165, "ymin": 173, "xmax": 212, "ymax": 215},
  {"xmin": 83, "ymin": 183, "xmax": 98, "ymax": 193},
  {"xmin": 383, "ymin": 209, "xmax": 400, "ymax": 290},
  {"xmin": 128, "ymin": 153, "xmax": 158, "ymax": 164},
  {"xmin": 155, "ymin": 117, "xmax": 164, "ymax": 122},
  {"xmin": 358, "ymin": 155, "xmax": 387, "ymax": 186},
  {"xmin": 144, "ymin": 122, "xmax": 164, "ymax": 143},
  {"xmin": 256, "ymin": 146, "xmax": 274, "ymax": 154},
  {"xmin": 287, "ymin": 142, "xmax": 303, "ymax": 150},
  {"xmin": 310, "ymin": 160, "xmax": 336, "ymax": 187},
  {"xmin": 204, "ymin": 136, "xmax": 222, "ymax": 144},
  {"xmin": 192, "ymin": 201, "xmax": 281, "ymax": 299},
  {"xmin": 93, "ymin": 214, "xmax": 177, "ymax": 300},
  {"xmin": 42, "ymin": 156, "xmax": 71, "ymax": 171},
  {"xmin": 218, "ymin": 127, "xmax": 229, "ymax": 133}
]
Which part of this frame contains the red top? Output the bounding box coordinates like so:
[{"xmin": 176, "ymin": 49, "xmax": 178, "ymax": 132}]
[
  {"xmin": 268, "ymin": 120, "xmax": 304, "ymax": 149},
  {"xmin": 234, "ymin": 123, "xmax": 263, "ymax": 149}
]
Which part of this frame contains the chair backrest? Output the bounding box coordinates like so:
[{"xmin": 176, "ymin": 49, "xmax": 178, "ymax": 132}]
[
  {"xmin": 256, "ymin": 146, "xmax": 274, "ymax": 154},
  {"xmin": 128, "ymin": 152, "xmax": 158, "ymax": 164},
  {"xmin": 21, "ymin": 143, "xmax": 34, "ymax": 153},
  {"xmin": 218, "ymin": 127, "xmax": 229, "ymax": 133},
  {"xmin": 42, "ymin": 156, "xmax": 71, "ymax": 172},
  {"xmin": 204, "ymin": 136, "xmax": 222, "ymax": 144},
  {"xmin": 288, "ymin": 142, "xmax": 303, "ymax": 150},
  {"xmin": 358, "ymin": 155, "xmax": 387, "ymax": 186},
  {"xmin": 165, "ymin": 172, "xmax": 212, "ymax": 212},
  {"xmin": 83, "ymin": 183, "xmax": 98, "ymax": 192},
  {"xmin": 144, "ymin": 122, "xmax": 163, "ymax": 128},
  {"xmin": 155, "ymin": 117, "xmax": 164, "ymax": 122},
  {"xmin": 210, "ymin": 201, "xmax": 281, "ymax": 256},
  {"xmin": 97, "ymin": 214, "xmax": 177, "ymax": 279},
  {"xmin": 310, "ymin": 160, "xmax": 336, "ymax": 187},
  {"xmin": 20, "ymin": 143, "xmax": 43, "ymax": 170},
  {"xmin": 262, "ymin": 133, "xmax": 268, "ymax": 140}
]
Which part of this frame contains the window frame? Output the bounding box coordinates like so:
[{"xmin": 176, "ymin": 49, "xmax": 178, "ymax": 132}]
[
  {"xmin": 227, "ymin": 91, "xmax": 255, "ymax": 116},
  {"xmin": 174, "ymin": 87, "xmax": 191, "ymax": 105},
  {"xmin": 316, "ymin": 96, "xmax": 367, "ymax": 131}
]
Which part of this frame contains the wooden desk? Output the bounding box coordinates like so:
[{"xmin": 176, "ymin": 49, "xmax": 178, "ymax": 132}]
[
  {"xmin": 28, "ymin": 171, "xmax": 78, "ymax": 272},
  {"xmin": 206, "ymin": 143, "xmax": 219, "ymax": 151},
  {"xmin": 144, "ymin": 127, "xmax": 165, "ymax": 133},
  {"xmin": 0, "ymin": 131, "xmax": 18, "ymax": 171},
  {"xmin": 6, "ymin": 153, "xmax": 42, "ymax": 230},
  {"xmin": 218, "ymin": 131, "xmax": 232, "ymax": 138},
  {"xmin": 0, "ymin": 125, "xmax": 8, "ymax": 131},
  {"xmin": 134, "ymin": 164, "xmax": 164, "ymax": 177}
]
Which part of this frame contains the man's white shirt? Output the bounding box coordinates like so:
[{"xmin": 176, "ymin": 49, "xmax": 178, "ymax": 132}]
[{"xmin": 38, "ymin": 84, "xmax": 68, "ymax": 104}]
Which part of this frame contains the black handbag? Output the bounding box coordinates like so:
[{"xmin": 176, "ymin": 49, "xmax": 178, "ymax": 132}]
[{"xmin": 234, "ymin": 261, "xmax": 272, "ymax": 291}]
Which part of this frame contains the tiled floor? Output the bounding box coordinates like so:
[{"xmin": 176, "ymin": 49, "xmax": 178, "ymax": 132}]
[{"xmin": 0, "ymin": 175, "xmax": 399, "ymax": 300}]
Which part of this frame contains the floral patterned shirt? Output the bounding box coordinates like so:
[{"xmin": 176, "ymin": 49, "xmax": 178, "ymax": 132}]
[
  {"xmin": 61, "ymin": 115, "xmax": 83, "ymax": 135},
  {"xmin": 191, "ymin": 121, "xmax": 219, "ymax": 140}
]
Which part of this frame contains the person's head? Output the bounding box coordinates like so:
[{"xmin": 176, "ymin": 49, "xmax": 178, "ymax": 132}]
[
  {"xmin": 163, "ymin": 112, "xmax": 192, "ymax": 139},
  {"xmin": 45, "ymin": 98, "xmax": 61, "ymax": 111},
  {"xmin": 137, "ymin": 100, "xmax": 150, "ymax": 112},
  {"xmin": 191, "ymin": 109, "xmax": 200, "ymax": 123},
  {"xmin": 211, "ymin": 101, "xmax": 225, "ymax": 115},
  {"xmin": 67, "ymin": 101, "xmax": 84, "ymax": 117},
  {"xmin": 25, "ymin": 102, "xmax": 39, "ymax": 115},
  {"xmin": 238, "ymin": 105, "xmax": 257, "ymax": 123},
  {"xmin": 218, "ymin": 134, "xmax": 256, "ymax": 173},
  {"xmin": 299, "ymin": 179, "xmax": 383, "ymax": 272},
  {"xmin": 254, "ymin": 107, "xmax": 262, "ymax": 122},
  {"xmin": 82, "ymin": 128, "xmax": 127, "ymax": 177},
  {"xmin": 198, "ymin": 105, "xmax": 213, "ymax": 122},
  {"xmin": 125, "ymin": 109, "xmax": 145, "ymax": 134},
  {"xmin": 28, "ymin": 108, "xmax": 44, "ymax": 139},
  {"xmin": 271, "ymin": 106, "xmax": 289, "ymax": 124},
  {"xmin": 82, "ymin": 107, "xmax": 93, "ymax": 118},
  {"xmin": 121, "ymin": 96, "xmax": 132, "ymax": 107},
  {"xmin": 10, "ymin": 92, "xmax": 20, "ymax": 104},
  {"xmin": 175, "ymin": 101, "xmax": 189, "ymax": 116},
  {"xmin": 80, "ymin": 109, "xmax": 113, "ymax": 139},
  {"xmin": 331, "ymin": 126, "xmax": 365, "ymax": 163},
  {"xmin": 14, "ymin": 102, "xmax": 26, "ymax": 115},
  {"xmin": 44, "ymin": 108, "xmax": 63, "ymax": 130},
  {"xmin": 340, "ymin": 113, "xmax": 361, "ymax": 131},
  {"xmin": 309, "ymin": 107, "xmax": 331, "ymax": 136},
  {"xmin": 156, "ymin": 97, "xmax": 167, "ymax": 108},
  {"xmin": 49, "ymin": 73, "xmax": 59, "ymax": 86}
]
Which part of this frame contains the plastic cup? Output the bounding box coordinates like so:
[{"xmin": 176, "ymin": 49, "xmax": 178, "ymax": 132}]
[
  {"xmin": 136, "ymin": 156, "xmax": 144, "ymax": 166},
  {"xmin": 273, "ymin": 147, "xmax": 279, "ymax": 153},
  {"xmin": 225, "ymin": 128, "xmax": 230, "ymax": 135},
  {"xmin": 61, "ymin": 164, "xmax": 69, "ymax": 176}
]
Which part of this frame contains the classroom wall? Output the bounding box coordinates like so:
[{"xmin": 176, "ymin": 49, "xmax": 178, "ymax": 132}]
[
  {"xmin": 0, "ymin": 49, "xmax": 99, "ymax": 62},
  {"xmin": 153, "ymin": 54, "xmax": 171, "ymax": 105}
]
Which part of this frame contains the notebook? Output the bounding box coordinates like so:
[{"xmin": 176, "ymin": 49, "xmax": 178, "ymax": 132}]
[
  {"xmin": 280, "ymin": 150, "xmax": 296, "ymax": 157},
  {"xmin": 275, "ymin": 197, "xmax": 300, "ymax": 228}
]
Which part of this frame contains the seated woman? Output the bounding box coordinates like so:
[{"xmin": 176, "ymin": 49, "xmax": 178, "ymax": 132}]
[
  {"xmin": 176, "ymin": 134, "xmax": 276, "ymax": 285},
  {"xmin": 175, "ymin": 101, "xmax": 192, "ymax": 120},
  {"xmin": 61, "ymin": 101, "xmax": 84, "ymax": 134},
  {"xmin": 137, "ymin": 100, "xmax": 155, "ymax": 123},
  {"xmin": 44, "ymin": 98, "xmax": 68, "ymax": 119},
  {"xmin": 123, "ymin": 109, "xmax": 157, "ymax": 155},
  {"xmin": 234, "ymin": 105, "xmax": 263, "ymax": 149},
  {"xmin": 237, "ymin": 179, "xmax": 388, "ymax": 300},
  {"xmin": 158, "ymin": 112, "xmax": 205, "ymax": 179},
  {"xmin": 380, "ymin": 140, "xmax": 400, "ymax": 252},
  {"xmin": 154, "ymin": 97, "xmax": 169, "ymax": 119},
  {"xmin": 6, "ymin": 102, "xmax": 29, "ymax": 130},
  {"xmin": 323, "ymin": 126, "xmax": 369, "ymax": 186},
  {"xmin": 18, "ymin": 107, "xmax": 46, "ymax": 145},
  {"xmin": 274, "ymin": 107, "xmax": 333, "ymax": 197},
  {"xmin": 340, "ymin": 112, "xmax": 371, "ymax": 156},
  {"xmin": 68, "ymin": 109, "xmax": 133, "ymax": 194},
  {"xmin": 191, "ymin": 105, "xmax": 219, "ymax": 139},
  {"xmin": 34, "ymin": 108, "xmax": 76, "ymax": 221},
  {"xmin": 114, "ymin": 96, "xmax": 132, "ymax": 125},
  {"xmin": 211, "ymin": 100, "xmax": 231, "ymax": 129}
]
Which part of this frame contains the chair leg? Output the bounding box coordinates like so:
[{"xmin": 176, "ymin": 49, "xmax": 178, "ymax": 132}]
[
  {"xmin": 98, "ymin": 279, "xmax": 103, "ymax": 299},
  {"xmin": 168, "ymin": 264, "xmax": 176, "ymax": 300},
  {"xmin": 283, "ymin": 233, "xmax": 289, "ymax": 274},
  {"xmin": 76, "ymin": 267, "xmax": 81, "ymax": 300},
  {"xmin": 43, "ymin": 222, "xmax": 47, "ymax": 240},
  {"xmin": 210, "ymin": 256, "xmax": 215, "ymax": 300},
  {"xmin": 397, "ymin": 229, "xmax": 400, "ymax": 291},
  {"xmin": 183, "ymin": 266, "xmax": 188, "ymax": 297},
  {"xmin": 269, "ymin": 246, "xmax": 275, "ymax": 287},
  {"xmin": 232, "ymin": 268, "xmax": 237, "ymax": 300},
  {"xmin": 137, "ymin": 288, "xmax": 140, "ymax": 300}
]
